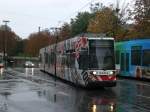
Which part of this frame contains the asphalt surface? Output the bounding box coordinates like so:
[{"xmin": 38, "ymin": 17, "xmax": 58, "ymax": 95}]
[{"xmin": 0, "ymin": 68, "xmax": 150, "ymax": 112}]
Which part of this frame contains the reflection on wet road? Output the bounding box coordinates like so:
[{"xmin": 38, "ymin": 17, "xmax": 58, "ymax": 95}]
[{"xmin": 0, "ymin": 68, "xmax": 150, "ymax": 112}]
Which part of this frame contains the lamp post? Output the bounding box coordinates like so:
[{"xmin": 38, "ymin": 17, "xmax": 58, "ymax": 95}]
[
  {"xmin": 3, "ymin": 20, "xmax": 10, "ymax": 69},
  {"xmin": 38, "ymin": 26, "xmax": 41, "ymax": 34}
]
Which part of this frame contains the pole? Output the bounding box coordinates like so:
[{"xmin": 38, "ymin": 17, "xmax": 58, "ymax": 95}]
[
  {"xmin": 3, "ymin": 20, "xmax": 10, "ymax": 69},
  {"xmin": 55, "ymin": 28, "xmax": 58, "ymax": 83},
  {"xmin": 38, "ymin": 26, "xmax": 41, "ymax": 34},
  {"xmin": 50, "ymin": 27, "xmax": 61, "ymax": 85}
]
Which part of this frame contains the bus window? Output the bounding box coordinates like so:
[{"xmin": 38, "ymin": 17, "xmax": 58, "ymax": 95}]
[
  {"xmin": 126, "ymin": 53, "xmax": 129, "ymax": 71},
  {"xmin": 131, "ymin": 46, "xmax": 142, "ymax": 65},
  {"xmin": 115, "ymin": 50, "xmax": 120, "ymax": 64},
  {"xmin": 143, "ymin": 50, "xmax": 150, "ymax": 66},
  {"xmin": 121, "ymin": 53, "xmax": 125, "ymax": 71}
]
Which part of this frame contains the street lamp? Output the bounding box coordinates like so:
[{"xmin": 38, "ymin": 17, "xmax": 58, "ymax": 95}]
[
  {"xmin": 112, "ymin": 7, "xmax": 120, "ymax": 39},
  {"xmin": 3, "ymin": 20, "xmax": 10, "ymax": 69}
]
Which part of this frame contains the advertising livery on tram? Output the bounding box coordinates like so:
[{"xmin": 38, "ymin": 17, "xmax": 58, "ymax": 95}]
[{"xmin": 40, "ymin": 34, "xmax": 116, "ymax": 87}]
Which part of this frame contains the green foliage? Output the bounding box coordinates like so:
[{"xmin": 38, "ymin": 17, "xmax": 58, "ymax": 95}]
[
  {"xmin": 87, "ymin": 1, "xmax": 133, "ymax": 41},
  {"xmin": 70, "ymin": 12, "xmax": 94, "ymax": 36},
  {"xmin": 88, "ymin": 7, "xmax": 115, "ymax": 34},
  {"xmin": 132, "ymin": 0, "xmax": 150, "ymax": 37},
  {"xmin": 59, "ymin": 23, "xmax": 71, "ymax": 40}
]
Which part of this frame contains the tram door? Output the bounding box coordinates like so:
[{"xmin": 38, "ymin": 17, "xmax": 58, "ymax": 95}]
[{"xmin": 121, "ymin": 53, "xmax": 129, "ymax": 72}]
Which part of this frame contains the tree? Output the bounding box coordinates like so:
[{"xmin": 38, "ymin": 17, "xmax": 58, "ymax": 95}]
[
  {"xmin": 87, "ymin": 2, "xmax": 131, "ymax": 40},
  {"xmin": 6, "ymin": 31, "xmax": 20, "ymax": 56},
  {"xmin": 0, "ymin": 25, "xmax": 20, "ymax": 56},
  {"xmin": 25, "ymin": 31, "xmax": 51, "ymax": 57},
  {"xmin": 14, "ymin": 39, "xmax": 27, "ymax": 56},
  {"xmin": 87, "ymin": 7, "xmax": 115, "ymax": 35},
  {"xmin": 59, "ymin": 23, "xmax": 71, "ymax": 40},
  {"xmin": 70, "ymin": 12, "xmax": 93, "ymax": 36},
  {"xmin": 90, "ymin": 2, "xmax": 104, "ymax": 13},
  {"xmin": 132, "ymin": 0, "xmax": 150, "ymax": 37}
]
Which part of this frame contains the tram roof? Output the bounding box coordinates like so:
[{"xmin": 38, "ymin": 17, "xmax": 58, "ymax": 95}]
[
  {"xmin": 88, "ymin": 37, "xmax": 114, "ymax": 40},
  {"xmin": 76, "ymin": 33, "xmax": 114, "ymax": 40},
  {"xmin": 76, "ymin": 33, "xmax": 107, "ymax": 37}
]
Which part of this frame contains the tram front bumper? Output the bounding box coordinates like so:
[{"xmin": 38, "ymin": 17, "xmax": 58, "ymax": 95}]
[{"xmin": 87, "ymin": 81, "xmax": 117, "ymax": 88}]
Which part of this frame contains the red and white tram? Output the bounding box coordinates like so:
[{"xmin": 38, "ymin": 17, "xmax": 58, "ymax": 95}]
[{"xmin": 39, "ymin": 34, "xmax": 116, "ymax": 87}]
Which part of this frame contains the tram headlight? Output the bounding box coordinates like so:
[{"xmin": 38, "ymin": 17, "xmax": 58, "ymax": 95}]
[
  {"xmin": 109, "ymin": 71, "xmax": 113, "ymax": 75},
  {"xmin": 92, "ymin": 105, "xmax": 96, "ymax": 112},
  {"xmin": 110, "ymin": 104, "xmax": 114, "ymax": 112},
  {"xmin": 93, "ymin": 71, "xmax": 97, "ymax": 75}
]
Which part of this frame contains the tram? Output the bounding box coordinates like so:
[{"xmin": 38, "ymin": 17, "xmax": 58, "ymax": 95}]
[
  {"xmin": 40, "ymin": 34, "xmax": 116, "ymax": 87},
  {"xmin": 0, "ymin": 53, "xmax": 4, "ymax": 68},
  {"xmin": 115, "ymin": 38, "xmax": 150, "ymax": 79}
]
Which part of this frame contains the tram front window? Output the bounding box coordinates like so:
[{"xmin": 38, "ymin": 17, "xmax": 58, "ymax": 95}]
[{"xmin": 89, "ymin": 40, "xmax": 115, "ymax": 70}]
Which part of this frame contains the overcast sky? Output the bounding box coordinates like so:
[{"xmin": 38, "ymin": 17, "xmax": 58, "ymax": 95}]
[{"xmin": 0, "ymin": 0, "xmax": 133, "ymax": 38}]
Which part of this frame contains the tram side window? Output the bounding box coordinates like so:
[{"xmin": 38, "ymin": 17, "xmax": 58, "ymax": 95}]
[
  {"xmin": 143, "ymin": 50, "xmax": 150, "ymax": 66},
  {"xmin": 48, "ymin": 54, "xmax": 51, "ymax": 67},
  {"xmin": 44, "ymin": 52, "xmax": 48, "ymax": 64},
  {"xmin": 70, "ymin": 53, "xmax": 75, "ymax": 68},
  {"xmin": 66, "ymin": 53, "xmax": 75, "ymax": 68},
  {"xmin": 121, "ymin": 53, "xmax": 125, "ymax": 71},
  {"xmin": 66, "ymin": 53, "xmax": 70, "ymax": 67},
  {"xmin": 61, "ymin": 55, "xmax": 66, "ymax": 65},
  {"xmin": 79, "ymin": 48, "xmax": 88, "ymax": 69},
  {"xmin": 65, "ymin": 49, "xmax": 76, "ymax": 68},
  {"xmin": 131, "ymin": 46, "xmax": 142, "ymax": 65},
  {"xmin": 50, "ymin": 52, "xmax": 55, "ymax": 65},
  {"xmin": 39, "ymin": 54, "xmax": 42, "ymax": 62},
  {"xmin": 115, "ymin": 50, "xmax": 120, "ymax": 64}
]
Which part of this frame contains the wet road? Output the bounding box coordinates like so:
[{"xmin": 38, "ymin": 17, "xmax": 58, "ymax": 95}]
[{"xmin": 0, "ymin": 68, "xmax": 150, "ymax": 112}]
